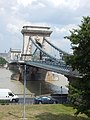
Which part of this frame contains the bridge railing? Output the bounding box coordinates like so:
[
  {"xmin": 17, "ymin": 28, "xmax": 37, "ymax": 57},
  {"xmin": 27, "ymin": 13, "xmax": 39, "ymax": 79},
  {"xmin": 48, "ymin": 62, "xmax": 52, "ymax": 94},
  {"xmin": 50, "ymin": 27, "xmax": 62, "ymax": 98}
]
[{"xmin": 31, "ymin": 59, "xmax": 72, "ymax": 71}]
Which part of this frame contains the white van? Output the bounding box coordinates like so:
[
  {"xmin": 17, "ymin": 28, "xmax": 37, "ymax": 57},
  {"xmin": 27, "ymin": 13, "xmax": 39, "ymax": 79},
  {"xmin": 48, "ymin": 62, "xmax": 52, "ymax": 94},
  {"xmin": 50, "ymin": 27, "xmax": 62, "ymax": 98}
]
[{"xmin": 0, "ymin": 89, "xmax": 19, "ymax": 102}]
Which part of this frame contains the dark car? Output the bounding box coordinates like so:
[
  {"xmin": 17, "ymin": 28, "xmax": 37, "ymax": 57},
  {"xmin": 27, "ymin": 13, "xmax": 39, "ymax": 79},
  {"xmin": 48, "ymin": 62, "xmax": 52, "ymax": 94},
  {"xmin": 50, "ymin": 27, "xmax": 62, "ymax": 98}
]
[{"xmin": 34, "ymin": 96, "xmax": 58, "ymax": 104}]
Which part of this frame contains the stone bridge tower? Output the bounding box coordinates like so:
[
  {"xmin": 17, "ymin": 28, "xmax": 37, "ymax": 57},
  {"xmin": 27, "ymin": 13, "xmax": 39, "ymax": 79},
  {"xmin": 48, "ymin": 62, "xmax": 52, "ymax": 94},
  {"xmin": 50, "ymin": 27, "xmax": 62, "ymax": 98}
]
[{"xmin": 21, "ymin": 26, "xmax": 52, "ymax": 60}]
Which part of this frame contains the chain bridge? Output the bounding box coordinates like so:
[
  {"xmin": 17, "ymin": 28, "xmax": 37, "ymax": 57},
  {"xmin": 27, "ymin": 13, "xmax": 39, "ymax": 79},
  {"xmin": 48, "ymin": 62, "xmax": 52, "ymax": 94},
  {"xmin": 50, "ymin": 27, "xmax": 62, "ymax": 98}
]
[{"xmin": 10, "ymin": 26, "xmax": 80, "ymax": 81}]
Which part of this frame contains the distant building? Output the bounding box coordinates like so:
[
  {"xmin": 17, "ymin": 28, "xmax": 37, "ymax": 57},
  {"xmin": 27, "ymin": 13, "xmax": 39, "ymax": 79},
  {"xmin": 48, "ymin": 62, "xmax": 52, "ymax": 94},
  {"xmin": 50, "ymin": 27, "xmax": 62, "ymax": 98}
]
[{"xmin": 9, "ymin": 48, "xmax": 21, "ymax": 61}]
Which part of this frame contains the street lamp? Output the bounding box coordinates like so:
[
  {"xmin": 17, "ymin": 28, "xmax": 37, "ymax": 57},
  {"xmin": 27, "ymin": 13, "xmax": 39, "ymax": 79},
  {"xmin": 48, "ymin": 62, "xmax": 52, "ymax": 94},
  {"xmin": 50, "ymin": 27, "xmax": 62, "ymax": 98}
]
[
  {"xmin": 61, "ymin": 86, "xmax": 62, "ymax": 104},
  {"xmin": 23, "ymin": 64, "xmax": 26, "ymax": 120},
  {"xmin": 40, "ymin": 82, "xmax": 41, "ymax": 95}
]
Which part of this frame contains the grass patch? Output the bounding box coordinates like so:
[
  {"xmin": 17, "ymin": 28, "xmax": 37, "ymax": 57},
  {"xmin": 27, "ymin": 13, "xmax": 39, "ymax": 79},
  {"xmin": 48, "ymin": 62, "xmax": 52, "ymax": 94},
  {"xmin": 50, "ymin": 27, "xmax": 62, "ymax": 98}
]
[
  {"xmin": 0, "ymin": 104, "xmax": 89, "ymax": 120},
  {"xmin": 0, "ymin": 100, "xmax": 9, "ymax": 105}
]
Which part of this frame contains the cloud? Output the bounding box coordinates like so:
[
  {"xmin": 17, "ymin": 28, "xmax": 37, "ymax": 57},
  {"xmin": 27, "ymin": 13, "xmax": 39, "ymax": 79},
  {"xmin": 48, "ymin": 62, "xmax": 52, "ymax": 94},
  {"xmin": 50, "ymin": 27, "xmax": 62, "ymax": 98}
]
[
  {"xmin": 0, "ymin": 8, "xmax": 5, "ymax": 15},
  {"xmin": 0, "ymin": 33, "xmax": 4, "ymax": 42},
  {"xmin": 54, "ymin": 24, "xmax": 78, "ymax": 36},
  {"xmin": 6, "ymin": 24, "xmax": 19, "ymax": 33},
  {"xmin": 17, "ymin": 0, "xmax": 36, "ymax": 7},
  {"xmin": 0, "ymin": 0, "xmax": 90, "ymax": 53}
]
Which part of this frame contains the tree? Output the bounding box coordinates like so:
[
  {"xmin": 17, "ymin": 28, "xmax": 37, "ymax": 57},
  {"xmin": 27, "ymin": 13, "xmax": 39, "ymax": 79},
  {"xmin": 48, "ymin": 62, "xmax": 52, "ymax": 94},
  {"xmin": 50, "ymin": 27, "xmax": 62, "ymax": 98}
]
[
  {"xmin": 0, "ymin": 57, "xmax": 8, "ymax": 65},
  {"xmin": 65, "ymin": 16, "xmax": 90, "ymax": 117}
]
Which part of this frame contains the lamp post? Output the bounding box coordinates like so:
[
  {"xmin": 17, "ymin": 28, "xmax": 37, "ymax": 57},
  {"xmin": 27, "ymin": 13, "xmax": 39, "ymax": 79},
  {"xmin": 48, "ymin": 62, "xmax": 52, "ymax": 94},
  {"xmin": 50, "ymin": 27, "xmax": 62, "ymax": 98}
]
[
  {"xmin": 23, "ymin": 64, "xmax": 26, "ymax": 120},
  {"xmin": 61, "ymin": 86, "xmax": 62, "ymax": 104},
  {"xmin": 40, "ymin": 82, "xmax": 41, "ymax": 95},
  {"xmin": 18, "ymin": 60, "xmax": 27, "ymax": 120}
]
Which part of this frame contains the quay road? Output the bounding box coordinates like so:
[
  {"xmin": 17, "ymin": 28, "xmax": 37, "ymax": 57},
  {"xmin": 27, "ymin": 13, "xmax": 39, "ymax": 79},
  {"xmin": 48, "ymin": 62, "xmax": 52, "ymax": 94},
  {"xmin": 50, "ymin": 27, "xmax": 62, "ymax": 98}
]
[{"xmin": 16, "ymin": 97, "xmax": 34, "ymax": 104}]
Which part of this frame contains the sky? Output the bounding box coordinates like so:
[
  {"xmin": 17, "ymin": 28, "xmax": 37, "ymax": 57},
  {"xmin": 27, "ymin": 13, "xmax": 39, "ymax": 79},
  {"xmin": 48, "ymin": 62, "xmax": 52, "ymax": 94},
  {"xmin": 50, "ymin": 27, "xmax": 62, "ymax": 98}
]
[{"xmin": 0, "ymin": 0, "xmax": 90, "ymax": 53}]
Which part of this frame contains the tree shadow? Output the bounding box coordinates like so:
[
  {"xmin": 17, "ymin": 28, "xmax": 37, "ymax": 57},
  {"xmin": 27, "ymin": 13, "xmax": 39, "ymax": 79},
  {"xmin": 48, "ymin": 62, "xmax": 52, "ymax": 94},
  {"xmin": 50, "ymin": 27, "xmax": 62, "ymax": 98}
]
[{"xmin": 35, "ymin": 112, "xmax": 90, "ymax": 120}]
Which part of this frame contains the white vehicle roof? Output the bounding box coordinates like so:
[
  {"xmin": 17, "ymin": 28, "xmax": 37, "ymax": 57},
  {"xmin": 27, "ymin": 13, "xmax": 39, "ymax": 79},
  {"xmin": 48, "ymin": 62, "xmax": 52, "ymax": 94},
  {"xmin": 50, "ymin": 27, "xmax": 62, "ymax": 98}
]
[{"xmin": 0, "ymin": 89, "xmax": 12, "ymax": 92}]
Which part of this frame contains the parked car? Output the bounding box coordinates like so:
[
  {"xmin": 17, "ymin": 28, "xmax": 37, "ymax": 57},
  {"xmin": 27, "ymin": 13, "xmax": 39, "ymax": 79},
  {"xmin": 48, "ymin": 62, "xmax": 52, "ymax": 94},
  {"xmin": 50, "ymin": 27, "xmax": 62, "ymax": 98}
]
[{"xmin": 34, "ymin": 96, "xmax": 58, "ymax": 104}]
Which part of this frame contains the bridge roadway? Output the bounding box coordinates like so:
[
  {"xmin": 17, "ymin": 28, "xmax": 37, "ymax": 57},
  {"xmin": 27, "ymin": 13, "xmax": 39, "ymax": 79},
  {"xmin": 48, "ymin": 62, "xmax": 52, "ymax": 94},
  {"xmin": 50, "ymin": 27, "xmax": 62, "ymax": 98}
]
[{"xmin": 12, "ymin": 60, "xmax": 80, "ymax": 78}]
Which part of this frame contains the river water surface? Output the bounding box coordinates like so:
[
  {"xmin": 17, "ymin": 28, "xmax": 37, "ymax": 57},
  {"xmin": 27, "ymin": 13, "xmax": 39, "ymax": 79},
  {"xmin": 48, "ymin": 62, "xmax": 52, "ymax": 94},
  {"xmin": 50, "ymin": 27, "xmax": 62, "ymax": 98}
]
[{"xmin": 0, "ymin": 68, "xmax": 68, "ymax": 96}]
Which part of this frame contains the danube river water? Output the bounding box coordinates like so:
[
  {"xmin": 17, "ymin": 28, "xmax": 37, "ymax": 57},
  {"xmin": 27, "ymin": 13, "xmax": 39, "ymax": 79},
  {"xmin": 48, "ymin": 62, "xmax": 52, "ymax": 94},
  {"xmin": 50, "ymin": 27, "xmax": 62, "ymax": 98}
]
[{"xmin": 0, "ymin": 68, "xmax": 68, "ymax": 96}]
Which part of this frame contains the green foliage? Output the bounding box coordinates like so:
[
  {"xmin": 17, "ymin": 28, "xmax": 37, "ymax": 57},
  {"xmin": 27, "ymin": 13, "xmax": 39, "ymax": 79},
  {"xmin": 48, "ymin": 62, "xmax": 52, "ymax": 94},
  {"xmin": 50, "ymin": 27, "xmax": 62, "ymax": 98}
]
[
  {"xmin": 0, "ymin": 100, "xmax": 9, "ymax": 105},
  {"xmin": 65, "ymin": 16, "xmax": 90, "ymax": 117},
  {"xmin": 0, "ymin": 57, "xmax": 7, "ymax": 65}
]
